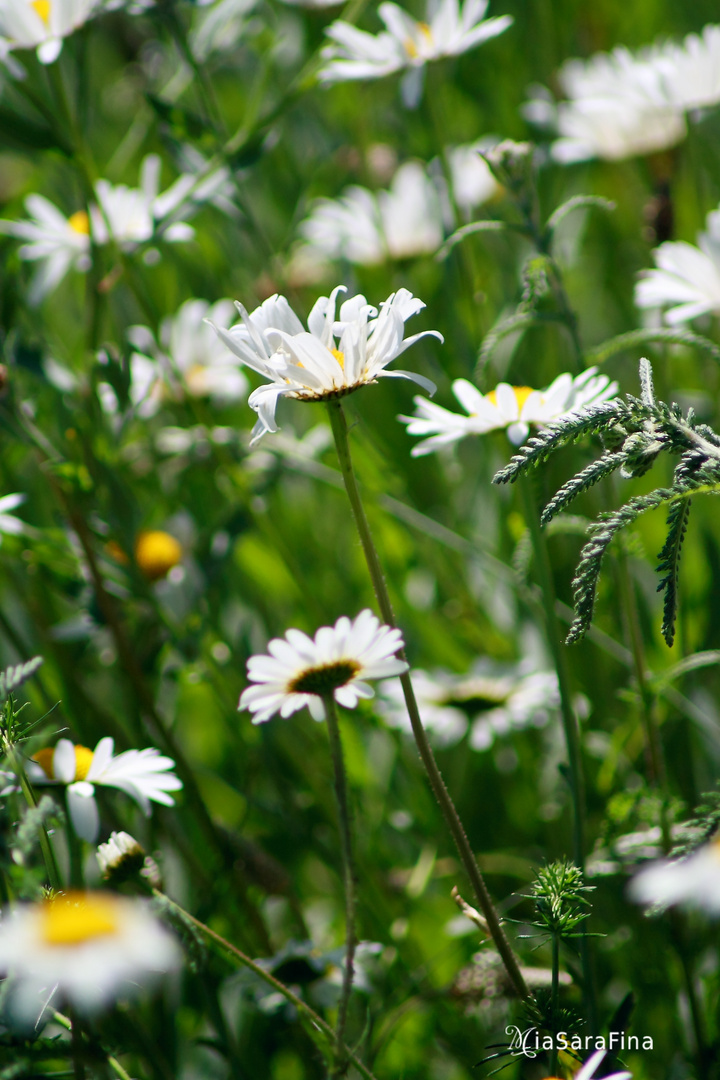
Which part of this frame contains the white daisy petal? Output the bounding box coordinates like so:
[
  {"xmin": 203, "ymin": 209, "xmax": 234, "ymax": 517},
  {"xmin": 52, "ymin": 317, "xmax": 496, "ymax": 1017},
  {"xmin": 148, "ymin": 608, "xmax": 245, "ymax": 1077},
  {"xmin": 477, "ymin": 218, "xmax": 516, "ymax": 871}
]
[{"xmin": 239, "ymin": 610, "xmax": 408, "ymax": 723}]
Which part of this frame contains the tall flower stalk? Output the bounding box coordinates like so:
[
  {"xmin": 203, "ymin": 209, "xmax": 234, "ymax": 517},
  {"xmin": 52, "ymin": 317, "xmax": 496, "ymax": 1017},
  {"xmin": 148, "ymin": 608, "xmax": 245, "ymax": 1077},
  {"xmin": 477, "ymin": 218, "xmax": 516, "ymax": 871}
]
[
  {"xmin": 323, "ymin": 693, "xmax": 359, "ymax": 1077},
  {"xmin": 325, "ymin": 398, "xmax": 529, "ymax": 1000}
]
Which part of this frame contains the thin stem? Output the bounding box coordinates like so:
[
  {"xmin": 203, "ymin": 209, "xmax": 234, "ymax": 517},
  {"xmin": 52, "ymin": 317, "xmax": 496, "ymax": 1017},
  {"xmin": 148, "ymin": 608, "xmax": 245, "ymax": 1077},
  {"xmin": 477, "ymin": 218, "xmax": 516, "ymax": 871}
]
[
  {"xmin": 53, "ymin": 1013, "xmax": 135, "ymax": 1080},
  {"xmin": 326, "ymin": 399, "xmax": 529, "ymax": 1001},
  {"xmin": 549, "ymin": 932, "xmax": 560, "ymax": 1075},
  {"xmin": 68, "ymin": 1008, "xmax": 86, "ymax": 1080},
  {"xmin": 323, "ymin": 694, "xmax": 358, "ymax": 1076},
  {"xmin": 520, "ymin": 480, "xmax": 585, "ymax": 866},
  {"xmin": 154, "ymin": 891, "xmax": 380, "ymax": 1080},
  {"xmin": 3, "ymin": 736, "xmax": 62, "ymax": 892},
  {"xmin": 520, "ymin": 479, "xmax": 596, "ymax": 1031}
]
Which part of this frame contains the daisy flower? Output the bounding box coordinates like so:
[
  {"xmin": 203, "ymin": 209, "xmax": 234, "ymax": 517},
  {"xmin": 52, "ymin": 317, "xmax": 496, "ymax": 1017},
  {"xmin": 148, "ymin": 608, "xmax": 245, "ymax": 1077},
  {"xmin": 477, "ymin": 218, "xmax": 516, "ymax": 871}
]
[
  {"xmin": 91, "ymin": 155, "xmax": 196, "ymax": 251},
  {"xmin": 523, "ymin": 45, "xmax": 686, "ymax": 163},
  {"xmin": 628, "ymin": 835, "xmax": 720, "ymax": 915},
  {"xmin": 446, "ymin": 139, "xmax": 500, "ymax": 216},
  {"xmin": 240, "ymin": 609, "xmax": 408, "ymax": 723},
  {"xmin": 0, "ymin": 891, "xmax": 180, "ymax": 1022},
  {"xmin": 0, "ymin": 0, "xmax": 102, "ymax": 65},
  {"xmin": 400, "ymin": 367, "xmax": 618, "ymax": 453},
  {"xmin": 319, "ymin": 0, "xmax": 513, "ymax": 107},
  {"xmin": 541, "ymin": 1049, "xmax": 632, "ymax": 1080},
  {"xmin": 27, "ymin": 737, "xmax": 182, "ymax": 842},
  {"xmin": 635, "ymin": 206, "xmax": 720, "ymax": 324},
  {"xmin": 97, "ymin": 830, "xmax": 162, "ymax": 888},
  {"xmin": 209, "ymin": 286, "xmax": 441, "ymax": 445},
  {"xmin": 127, "ymin": 298, "xmax": 248, "ymax": 408},
  {"xmin": 378, "ymin": 659, "xmax": 559, "ymax": 749},
  {"xmin": 297, "ymin": 161, "xmax": 444, "ymax": 267},
  {"xmin": 0, "ymin": 492, "xmax": 27, "ymax": 541},
  {"xmin": 654, "ymin": 24, "xmax": 720, "ymax": 112},
  {"xmin": 0, "ymin": 195, "xmax": 91, "ymax": 305}
]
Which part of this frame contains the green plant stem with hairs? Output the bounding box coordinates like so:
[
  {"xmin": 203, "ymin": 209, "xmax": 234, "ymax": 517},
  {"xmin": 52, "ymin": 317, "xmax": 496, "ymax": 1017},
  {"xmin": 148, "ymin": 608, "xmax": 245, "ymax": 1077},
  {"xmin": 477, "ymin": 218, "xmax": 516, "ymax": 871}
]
[
  {"xmin": 2, "ymin": 729, "xmax": 62, "ymax": 893},
  {"xmin": 519, "ymin": 479, "xmax": 596, "ymax": 1033},
  {"xmin": 154, "ymin": 890, "xmax": 381, "ymax": 1080},
  {"xmin": 326, "ymin": 397, "xmax": 530, "ymax": 1002},
  {"xmin": 322, "ymin": 692, "xmax": 359, "ymax": 1077},
  {"xmin": 53, "ymin": 1012, "xmax": 137, "ymax": 1080}
]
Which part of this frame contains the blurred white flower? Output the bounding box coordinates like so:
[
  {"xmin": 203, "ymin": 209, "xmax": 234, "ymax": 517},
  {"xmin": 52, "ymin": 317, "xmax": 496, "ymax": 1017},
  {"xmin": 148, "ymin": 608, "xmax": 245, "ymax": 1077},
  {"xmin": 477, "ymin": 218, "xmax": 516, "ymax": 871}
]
[
  {"xmin": 319, "ymin": 0, "xmax": 512, "ymax": 106},
  {"xmin": 570, "ymin": 1050, "xmax": 632, "ymax": 1080},
  {"xmin": 636, "ymin": 206, "xmax": 720, "ymax": 324},
  {"xmin": 91, "ymin": 155, "xmax": 195, "ymax": 251},
  {"xmin": 446, "ymin": 139, "xmax": 500, "ymax": 215},
  {"xmin": 654, "ymin": 24, "xmax": 720, "ymax": 112},
  {"xmin": 378, "ymin": 659, "xmax": 559, "ymax": 749},
  {"xmin": 298, "ymin": 161, "xmax": 444, "ymax": 266},
  {"xmin": 629, "ymin": 837, "xmax": 720, "ymax": 915},
  {"xmin": 27, "ymin": 737, "xmax": 182, "ymax": 842},
  {"xmin": 0, "ymin": 0, "xmax": 101, "ymax": 64},
  {"xmin": 0, "ymin": 196, "xmax": 91, "ymax": 304},
  {"xmin": 0, "ymin": 891, "xmax": 180, "ymax": 1021},
  {"xmin": 240, "ymin": 609, "xmax": 408, "ymax": 723},
  {"xmin": 400, "ymin": 367, "xmax": 618, "ymax": 452},
  {"xmin": 523, "ymin": 45, "xmax": 686, "ymax": 162},
  {"xmin": 126, "ymin": 298, "xmax": 248, "ymax": 414},
  {"xmin": 279, "ymin": 0, "xmax": 341, "ymax": 7},
  {"xmin": 0, "ymin": 492, "xmax": 27, "ymax": 540},
  {"xmin": 210, "ymin": 286, "xmax": 440, "ymax": 444}
]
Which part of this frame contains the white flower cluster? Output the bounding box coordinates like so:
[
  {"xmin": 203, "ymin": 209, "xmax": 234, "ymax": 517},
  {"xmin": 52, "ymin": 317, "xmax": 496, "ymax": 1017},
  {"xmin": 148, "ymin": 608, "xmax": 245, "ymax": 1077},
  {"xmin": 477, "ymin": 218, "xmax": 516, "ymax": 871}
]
[
  {"xmin": 524, "ymin": 24, "xmax": 720, "ymax": 162},
  {"xmin": 319, "ymin": 0, "xmax": 513, "ymax": 107},
  {"xmin": 377, "ymin": 659, "xmax": 559, "ymax": 749},
  {"xmin": 294, "ymin": 147, "xmax": 499, "ymax": 274},
  {"xmin": 0, "ymin": 154, "xmax": 233, "ymax": 304},
  {"xmin": 400, "ymin": 368, "xmax": 619, "ymax": 453},
  {"xmin": 636, "ymin": 202, "xmax": 720, "ymax": 325}
]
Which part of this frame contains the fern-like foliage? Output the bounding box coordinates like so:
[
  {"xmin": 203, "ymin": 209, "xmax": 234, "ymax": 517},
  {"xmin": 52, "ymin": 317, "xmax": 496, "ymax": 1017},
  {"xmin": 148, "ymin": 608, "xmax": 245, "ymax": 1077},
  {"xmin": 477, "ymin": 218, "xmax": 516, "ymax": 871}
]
[
  {"xmin": 493, "ymin": 359, "xmax": 720, "ymax": 644},
  {"xmin": 0, "ymin": 656, "xmax": 43, "ymax": 701}
]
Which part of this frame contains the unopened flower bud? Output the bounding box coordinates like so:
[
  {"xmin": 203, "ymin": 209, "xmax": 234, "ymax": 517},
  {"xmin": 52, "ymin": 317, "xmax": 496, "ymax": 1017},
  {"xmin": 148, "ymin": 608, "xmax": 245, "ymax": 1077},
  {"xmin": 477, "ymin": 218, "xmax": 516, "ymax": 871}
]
[{"xmin": 97, "ymin": 831, "xmax": 161, "ymax": 889}]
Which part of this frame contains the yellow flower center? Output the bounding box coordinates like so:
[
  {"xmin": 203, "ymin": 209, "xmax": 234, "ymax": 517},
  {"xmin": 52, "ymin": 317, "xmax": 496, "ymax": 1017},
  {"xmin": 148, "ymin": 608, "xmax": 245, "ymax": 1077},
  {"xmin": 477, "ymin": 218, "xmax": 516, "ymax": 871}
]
[
  {"xmin": 405, "ymin": 22, "xmax": 432, "ymax": 57},
  {"xmin": 485, "ymin": 385, "xmax": 535, "ymax": 411},
  {"xmin": 33, "ymin": 745, "xmax": 94, "ymax": 781},
  {"xmin": 134, "ymin": 530, "xmax": 182, "ymax": 581},
  {"xmin": 67, "ymin": 210, "xmax": 90, "ymax": 235},
  {"xmin": 31, "ymin": 0, "xmax": 51, "ymax": 24},
  {"xmin": 41, "ymin": 892, "xmax": 119, "ymax": 947},
  {"xmin": 329, "ymin": 348, "xmax": 345, "ymax": 370}
]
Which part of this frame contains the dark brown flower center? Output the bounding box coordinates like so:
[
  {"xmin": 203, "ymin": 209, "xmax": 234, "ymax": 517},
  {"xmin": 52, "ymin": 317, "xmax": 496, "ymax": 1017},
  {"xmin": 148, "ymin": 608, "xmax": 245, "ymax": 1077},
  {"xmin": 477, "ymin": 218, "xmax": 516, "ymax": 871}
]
[{"xmin": 288, "ymin": 660, "xmax": 361, "ymax": 696}]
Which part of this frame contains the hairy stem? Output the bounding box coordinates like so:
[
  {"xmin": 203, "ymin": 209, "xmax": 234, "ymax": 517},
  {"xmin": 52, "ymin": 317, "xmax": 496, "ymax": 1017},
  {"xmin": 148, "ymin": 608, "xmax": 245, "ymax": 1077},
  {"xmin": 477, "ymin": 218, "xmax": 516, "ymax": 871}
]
[
  {"xmin": 520, "ymin": 479, "xmax": 596, "ymax": 1031},
  {"xmin": 323, "ymin": 694, "xmax": 359, "ymax": 1076},
  {"xmin": 154, "ymin": 891, "xmax": 380, "ymax": 1080},
  {"xmin": 326, "ymin": 399, "xmax": 529, "ymax": 1001}
]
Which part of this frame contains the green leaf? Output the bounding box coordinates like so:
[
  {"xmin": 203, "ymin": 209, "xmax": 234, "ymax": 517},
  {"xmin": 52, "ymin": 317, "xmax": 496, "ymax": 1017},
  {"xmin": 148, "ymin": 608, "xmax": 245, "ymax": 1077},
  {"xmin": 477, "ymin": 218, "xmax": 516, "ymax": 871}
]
[
  {"xmin": 587, "ymin": 327, "xmax": 720, "ymax": 367},
  {"xmin": 0, "ymin": 656, "xmax": 43, "ymax": 701},
  {"xmin": 657, "ymin": 495, "xmax": 692, "ymax": 647},
  {"xmin": 0, "ymin": 106, "xmax": 71, "ymax": 155}
]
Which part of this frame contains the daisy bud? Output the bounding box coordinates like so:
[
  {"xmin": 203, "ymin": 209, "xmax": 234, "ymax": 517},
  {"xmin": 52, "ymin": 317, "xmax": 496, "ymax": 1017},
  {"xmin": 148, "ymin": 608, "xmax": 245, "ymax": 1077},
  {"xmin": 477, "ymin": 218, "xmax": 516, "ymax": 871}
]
[
  {"xmin": 134, "ymin": 530, "xmax": 182, "ymax": 581},
  {"xmin": 97, "ymin": 831, "xmax": 161, "ymax": 889}
]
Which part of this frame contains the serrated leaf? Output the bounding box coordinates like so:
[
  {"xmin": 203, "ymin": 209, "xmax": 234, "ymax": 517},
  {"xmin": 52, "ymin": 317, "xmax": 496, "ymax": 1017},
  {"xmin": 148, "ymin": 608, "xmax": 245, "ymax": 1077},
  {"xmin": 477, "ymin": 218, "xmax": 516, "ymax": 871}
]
[
  {"xmin": 0, "ymin": 656, "xmax": 43, "ymax": 701},
  {"xmin": 657, "ymin": 496, "xmax": 692, "ymax": 647}
]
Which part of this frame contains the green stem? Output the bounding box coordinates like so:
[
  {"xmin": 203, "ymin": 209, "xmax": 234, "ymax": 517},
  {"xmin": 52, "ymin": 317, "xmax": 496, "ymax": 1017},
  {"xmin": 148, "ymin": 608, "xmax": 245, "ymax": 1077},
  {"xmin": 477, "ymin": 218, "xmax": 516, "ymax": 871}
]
[
  {"xmin": 323, "ymin": 694, "xmax": 358, "ymax": 1076},
  {"xmin": 519, "ymin": 479, "xmax": 597, "ymax": 1033},
  {"xmin": 615, "ymin": 548, "xmax": 666, "ymax": 792},
  {"xmin": 3, "ymin": 737, "xmax": 62, "ymax": 892},
  {"xmin": 326, "ymin": 399, "xmax": 529, "ymax": 1001},
  {"xmin": 154, "ymin": 891, "xmax": 380, "ymax": 1080},
  {"xmin": 549, "ymin": 932, "xmax": 560, "ymax": 1075},
  {"xmin": 53, "ymin": 1013, "xmax": 134, "ymax": 1080},
  {"xmin": 520, "ymin": 481, "xmax": 585, "ymax": 866}
]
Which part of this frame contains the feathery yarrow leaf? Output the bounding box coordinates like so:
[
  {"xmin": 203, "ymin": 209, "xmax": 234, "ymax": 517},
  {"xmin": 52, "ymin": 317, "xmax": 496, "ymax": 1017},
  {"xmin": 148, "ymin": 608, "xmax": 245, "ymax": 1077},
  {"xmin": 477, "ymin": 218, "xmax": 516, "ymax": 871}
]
[
  {"xmin": 0, "ymin": 657, "xmax": 43, "ymax": 701},
  {"xmin": 541, "ymin": 451, "xmax": 628, "ymax": 525},
  {"xmin": 657, "ymin": 495, "xmax": 692, "ymax": 647}
]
